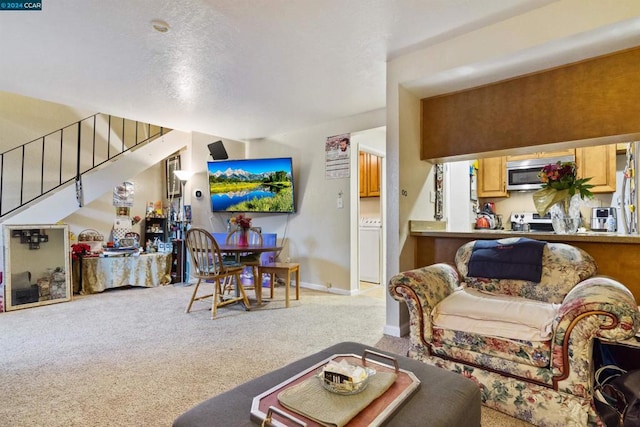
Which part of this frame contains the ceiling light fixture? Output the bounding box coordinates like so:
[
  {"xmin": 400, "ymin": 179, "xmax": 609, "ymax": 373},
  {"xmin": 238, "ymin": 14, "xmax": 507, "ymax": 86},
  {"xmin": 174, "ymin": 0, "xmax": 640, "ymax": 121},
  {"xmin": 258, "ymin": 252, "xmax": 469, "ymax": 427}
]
[{"xmin": 151, "ymin": 19, "xmax": 170, "ymax": 33}]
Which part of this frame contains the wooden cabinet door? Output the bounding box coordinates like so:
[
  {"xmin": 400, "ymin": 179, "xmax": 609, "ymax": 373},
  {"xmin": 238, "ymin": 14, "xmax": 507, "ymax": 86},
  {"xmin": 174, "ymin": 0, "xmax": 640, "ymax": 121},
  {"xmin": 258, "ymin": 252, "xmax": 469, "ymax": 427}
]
[
  {"xmin": 367, "ymin": 154, "xmax": 381, "ymax": 197},
  {"xmin": 575, "ymin": 145, "xmax": 616, "ymax": 193},
  {"xmin": 477, "ymin": 157, "xmax": 508, "ymax": 197},
  {"xmin": 359, "ymin": 152, "xmax": 367, "ymax": 197},
  {"xmin": 506, "ymin": 153, "xmax": 536, "ymax": 161},
  {"xmin": 538, "ymin": 149, "xmax": 575, "ymax": 159},
  {"xmin": 359, "ymin": 152, "xmax": 381, "ymax": 197},
  {"xmin": 507, "ymin": 149, "xmax": 575, "ymax": 162}
]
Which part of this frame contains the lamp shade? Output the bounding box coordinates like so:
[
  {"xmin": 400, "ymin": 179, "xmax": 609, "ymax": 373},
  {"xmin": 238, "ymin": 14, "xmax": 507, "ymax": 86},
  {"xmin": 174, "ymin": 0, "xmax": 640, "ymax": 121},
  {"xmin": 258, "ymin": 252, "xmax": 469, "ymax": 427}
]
[{"xmin": 173, "ymin": 170, "xmax": 193, "ymax": 182}]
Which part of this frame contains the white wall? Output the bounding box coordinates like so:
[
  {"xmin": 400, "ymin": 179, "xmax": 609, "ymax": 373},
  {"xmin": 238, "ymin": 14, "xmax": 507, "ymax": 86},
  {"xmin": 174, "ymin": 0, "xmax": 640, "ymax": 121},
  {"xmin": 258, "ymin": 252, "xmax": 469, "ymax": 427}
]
[
  {"xmin": 61, "ymin": 163, "xmax": 166, "ymax": 241},
  {"xmin": 0, "ymin": 91, "xmax": 94, "ymax": 151}
]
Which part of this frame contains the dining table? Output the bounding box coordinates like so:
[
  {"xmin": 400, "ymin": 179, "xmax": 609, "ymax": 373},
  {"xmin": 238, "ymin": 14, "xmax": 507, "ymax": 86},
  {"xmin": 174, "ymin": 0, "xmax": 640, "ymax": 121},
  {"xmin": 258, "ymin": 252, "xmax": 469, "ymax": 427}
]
[{"xmin": 216, "ymin": 243, "xmax": 283, "ymax": 304}]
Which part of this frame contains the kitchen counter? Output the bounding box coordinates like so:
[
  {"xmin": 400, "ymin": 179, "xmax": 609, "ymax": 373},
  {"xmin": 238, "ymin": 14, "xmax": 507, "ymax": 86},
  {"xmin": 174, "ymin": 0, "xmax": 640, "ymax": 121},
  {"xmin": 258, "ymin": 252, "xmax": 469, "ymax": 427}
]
[
  {"xmin": 409, "ymin": 227, "xmax": 640, "ymax": 244},
  {"xmin": 409, "ymin": 224, "xmax": 640, "ymax": 302}
]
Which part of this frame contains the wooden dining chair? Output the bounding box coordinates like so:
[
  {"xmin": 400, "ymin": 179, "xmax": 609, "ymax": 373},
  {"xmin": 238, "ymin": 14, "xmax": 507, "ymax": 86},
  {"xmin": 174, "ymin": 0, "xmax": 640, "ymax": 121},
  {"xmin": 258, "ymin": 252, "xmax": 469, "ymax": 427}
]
[
  {"xmin": 184, "ymin": 228, "xmax": 250, "ymax": 318},
  {"xmin": 224, "ymin": 227, "xmax": 263, "ymax": 296}
]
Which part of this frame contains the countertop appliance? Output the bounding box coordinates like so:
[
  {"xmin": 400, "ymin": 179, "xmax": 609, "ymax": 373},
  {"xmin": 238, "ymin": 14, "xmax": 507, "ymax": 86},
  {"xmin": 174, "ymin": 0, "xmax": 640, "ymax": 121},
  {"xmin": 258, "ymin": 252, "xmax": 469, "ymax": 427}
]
[
  {"xmin": 506, "ymin": 155, "xmax": 575, "ymax": 191},
  {"xmin": 591, "ymin": 207, "xmax": 617, "ymax": 232},
  {"xmin": 510, "ymin": 212, "xmax": 553, "ymax": 232},
  {"xmin": 475, "ymin": 204, "xmax": 503, "ymax": 230}
]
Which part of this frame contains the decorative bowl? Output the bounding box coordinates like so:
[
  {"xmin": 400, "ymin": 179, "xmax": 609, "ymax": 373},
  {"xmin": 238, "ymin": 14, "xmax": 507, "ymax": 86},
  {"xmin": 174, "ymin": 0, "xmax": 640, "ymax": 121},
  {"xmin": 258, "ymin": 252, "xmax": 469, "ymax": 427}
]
[{"xmin": 317, "ymin": 365, "xmax": 376, "ymax": 395}]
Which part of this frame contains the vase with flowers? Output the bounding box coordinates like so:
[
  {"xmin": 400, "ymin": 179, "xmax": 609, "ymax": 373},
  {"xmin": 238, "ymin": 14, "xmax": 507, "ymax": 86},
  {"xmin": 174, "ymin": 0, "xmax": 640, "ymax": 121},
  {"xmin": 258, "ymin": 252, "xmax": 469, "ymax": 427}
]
[
  {"xmin": 71, "ymin": 243, "xmax": 91, "ymax": 294},
  {"xmin": 230, "ymin": 214, "xmax": 252, "ymax": 247},
  {"xmin": 532, "ymin": 161, "xmax": 594, "ymax": 234}
]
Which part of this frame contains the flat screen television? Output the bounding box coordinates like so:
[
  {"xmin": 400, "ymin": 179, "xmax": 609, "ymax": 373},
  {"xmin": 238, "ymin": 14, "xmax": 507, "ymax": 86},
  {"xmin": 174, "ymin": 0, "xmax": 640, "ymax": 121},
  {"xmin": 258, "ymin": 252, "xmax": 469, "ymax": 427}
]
[{"xmin": 208, "ymin": 157, "xmax": 295, "ymax": 213}]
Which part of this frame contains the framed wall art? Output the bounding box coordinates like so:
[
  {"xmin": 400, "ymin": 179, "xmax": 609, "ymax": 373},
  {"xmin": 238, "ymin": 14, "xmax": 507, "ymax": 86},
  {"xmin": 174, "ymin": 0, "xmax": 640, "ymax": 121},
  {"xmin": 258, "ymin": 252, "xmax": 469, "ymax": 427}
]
[{"xmin": 166, "ymin": 154, "xmax": 182, "ymax": 199}]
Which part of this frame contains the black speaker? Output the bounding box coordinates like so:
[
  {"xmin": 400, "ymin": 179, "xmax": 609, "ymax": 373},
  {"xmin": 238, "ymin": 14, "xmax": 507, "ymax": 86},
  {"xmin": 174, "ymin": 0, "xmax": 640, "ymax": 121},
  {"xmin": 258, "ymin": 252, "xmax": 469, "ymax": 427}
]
[{"xmin": 207, "ymin": 140, "xmax": 228, "ymax": 160}]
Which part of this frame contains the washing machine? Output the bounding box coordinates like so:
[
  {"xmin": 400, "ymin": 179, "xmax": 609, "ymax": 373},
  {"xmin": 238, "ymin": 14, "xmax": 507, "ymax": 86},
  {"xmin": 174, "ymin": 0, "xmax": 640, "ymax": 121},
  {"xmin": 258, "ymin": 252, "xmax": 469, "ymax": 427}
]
[{"xmin": 359, "ymin": 218, "xmax": 381, "ymax": 283}]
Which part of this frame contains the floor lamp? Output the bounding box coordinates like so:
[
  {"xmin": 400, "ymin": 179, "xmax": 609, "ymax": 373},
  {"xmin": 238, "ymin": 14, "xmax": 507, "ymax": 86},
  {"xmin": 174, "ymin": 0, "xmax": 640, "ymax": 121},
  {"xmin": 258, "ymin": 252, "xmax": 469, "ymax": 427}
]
[{"xmin": 173, "ymin": 170, "xmax": 193, "ymax": 283}]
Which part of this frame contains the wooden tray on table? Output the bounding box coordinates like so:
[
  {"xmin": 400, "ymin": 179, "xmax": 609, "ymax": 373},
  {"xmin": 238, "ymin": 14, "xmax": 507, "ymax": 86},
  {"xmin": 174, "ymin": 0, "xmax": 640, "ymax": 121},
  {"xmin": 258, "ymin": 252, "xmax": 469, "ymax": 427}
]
[{"xmin": 250, "ymin": 350, "xmax": 420, "ymax": 427}]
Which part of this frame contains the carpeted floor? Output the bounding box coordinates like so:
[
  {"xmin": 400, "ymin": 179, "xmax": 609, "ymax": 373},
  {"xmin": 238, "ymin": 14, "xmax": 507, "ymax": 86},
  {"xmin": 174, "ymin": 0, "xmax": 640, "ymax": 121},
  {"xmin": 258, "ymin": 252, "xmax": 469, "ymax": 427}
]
[{"xmin": 0, "ymin": 284, "xmax": 531, "ymax": 426}]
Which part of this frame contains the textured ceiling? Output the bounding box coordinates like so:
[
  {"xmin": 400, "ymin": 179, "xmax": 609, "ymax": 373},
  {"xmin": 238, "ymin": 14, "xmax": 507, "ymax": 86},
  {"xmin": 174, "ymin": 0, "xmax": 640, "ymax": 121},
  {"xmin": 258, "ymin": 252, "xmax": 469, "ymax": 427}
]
[{"xmin": 0, "ymin": 0, "xmax": 623, "ymax": 140}]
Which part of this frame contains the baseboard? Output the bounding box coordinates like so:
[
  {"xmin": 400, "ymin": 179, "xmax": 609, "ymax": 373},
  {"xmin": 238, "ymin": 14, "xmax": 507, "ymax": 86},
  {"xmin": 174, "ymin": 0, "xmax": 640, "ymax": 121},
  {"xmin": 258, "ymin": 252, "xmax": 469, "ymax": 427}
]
[
  {"xmin": 300, "ymin": 282, "xmax": 354, "ymax": 295},
  {"xmin": 383, "ymin": 321, "xmax": 409, "ymax": 337}
]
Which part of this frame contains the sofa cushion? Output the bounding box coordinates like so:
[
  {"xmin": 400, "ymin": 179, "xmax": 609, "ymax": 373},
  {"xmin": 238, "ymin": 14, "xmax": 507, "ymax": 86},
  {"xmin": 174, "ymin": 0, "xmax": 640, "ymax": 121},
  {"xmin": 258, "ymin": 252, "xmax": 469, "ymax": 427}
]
[
  {"xmin": 456, "ymin": 240, "xmax": 597, "ymax": 303},
  {"xmin": 432, "ymin": 328, "xmax": 552, "ymax": 369},
  {"xmin": 432, "ymin": 288, "xmax": 559, "ymax": 341}
]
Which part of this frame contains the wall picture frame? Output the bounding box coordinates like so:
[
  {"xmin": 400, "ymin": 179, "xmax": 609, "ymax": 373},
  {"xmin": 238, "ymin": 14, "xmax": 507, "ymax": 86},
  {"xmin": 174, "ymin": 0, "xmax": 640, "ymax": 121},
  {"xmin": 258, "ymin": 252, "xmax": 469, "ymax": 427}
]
[{"xmin": 166, "ymin": 154, "xmax": 182, "ymax": 199}]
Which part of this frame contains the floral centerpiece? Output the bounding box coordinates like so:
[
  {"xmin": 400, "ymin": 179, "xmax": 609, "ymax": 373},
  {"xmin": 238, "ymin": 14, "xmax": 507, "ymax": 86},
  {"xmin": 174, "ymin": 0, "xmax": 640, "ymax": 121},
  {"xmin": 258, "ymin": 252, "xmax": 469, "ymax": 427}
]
[
  {"xmin": 71, "ymin": 242, "xmax": 91, "ymax": 294},
  {"xmin": 229, "ymin": 213, "xmax": 252, "ymax": 246},
  {"xmin": 532, "ymin": 161, "xmax": 593, "ymax": 233},
  {"xmin": 71, "ymin": 242, "xmax": 91, "ymax": 260},
  {"xmin": 230, "ymin": 213, "xmax": 252, "ymax": 230}
]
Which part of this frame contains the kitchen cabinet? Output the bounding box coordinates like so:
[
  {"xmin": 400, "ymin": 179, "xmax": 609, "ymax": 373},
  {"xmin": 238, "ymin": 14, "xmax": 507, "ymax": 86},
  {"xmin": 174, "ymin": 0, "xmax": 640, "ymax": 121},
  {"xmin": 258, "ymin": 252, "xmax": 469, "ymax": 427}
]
[
  {"xmin": 575, "ymin": 144, "xmax": 616, "ymax": 193},
  {"xmin": 506, "ymin": 149, "xmax": 575, "ymax": 162},
  {"xmin": 359, "ymin": 152, "xmax": 381, "ymax": 197},
  {"xmin": 477, "ymin": 157, "xmax": 508, "ymax": 198}
]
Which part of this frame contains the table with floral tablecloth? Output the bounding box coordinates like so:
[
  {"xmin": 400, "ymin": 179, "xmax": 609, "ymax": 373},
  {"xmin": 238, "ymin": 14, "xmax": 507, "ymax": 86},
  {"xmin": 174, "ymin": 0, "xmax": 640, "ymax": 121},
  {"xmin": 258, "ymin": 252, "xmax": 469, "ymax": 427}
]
[{"xmin": 78, "ymin": 253, "xmax": 172, "ymax": 294}]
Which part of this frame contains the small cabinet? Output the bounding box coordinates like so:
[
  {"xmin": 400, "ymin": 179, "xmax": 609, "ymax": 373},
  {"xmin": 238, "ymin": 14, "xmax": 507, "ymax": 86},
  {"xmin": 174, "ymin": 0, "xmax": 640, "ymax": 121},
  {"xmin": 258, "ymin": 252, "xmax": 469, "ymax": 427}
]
[
  {"xmin": 477, "ymin": 157, "xmax": 508, "ymax": 198},
  {"xmin": 144, "ymin": 217, "xmax": 168, "ymax": 244},
  {"xmin": 359, "ymin": 152, "xmax": 381, "ymax": 197},
  {"xmin": 506, "ymin": 149, "xmax": 575, "ymax": 162},
  {"xmin": 171, "ymin": 239, "xmax": 184, "ymax": 284},
  {"xmin": 575, "ymin": 144, "xmax": 616, "ymax": 193}
]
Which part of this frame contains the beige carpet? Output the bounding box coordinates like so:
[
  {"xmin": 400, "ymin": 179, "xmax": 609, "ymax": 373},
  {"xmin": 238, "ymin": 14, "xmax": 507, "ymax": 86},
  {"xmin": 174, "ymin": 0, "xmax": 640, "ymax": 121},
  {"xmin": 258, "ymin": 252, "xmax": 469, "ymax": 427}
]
[{"xmin": 0, "ymin": 284, "xmax": 530, "ymax": 426}]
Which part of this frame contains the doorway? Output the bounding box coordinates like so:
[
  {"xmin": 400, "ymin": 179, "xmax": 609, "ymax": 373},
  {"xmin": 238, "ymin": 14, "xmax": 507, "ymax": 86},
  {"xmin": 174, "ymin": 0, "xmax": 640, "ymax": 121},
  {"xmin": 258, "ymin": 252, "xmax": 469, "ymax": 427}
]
[
  {"xmin": 350, "ymin": 127, "xmax": 386, "ymax": 296},
  {"xmin": 359, "ymin": 155, "xmax": 382, "ymax": 290}
]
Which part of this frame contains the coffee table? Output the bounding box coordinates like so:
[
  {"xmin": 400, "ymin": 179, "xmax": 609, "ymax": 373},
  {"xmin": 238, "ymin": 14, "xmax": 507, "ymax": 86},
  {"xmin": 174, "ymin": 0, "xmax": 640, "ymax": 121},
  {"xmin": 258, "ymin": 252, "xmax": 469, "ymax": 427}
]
[{"xmin": 173, "ymin": 341, "xmax": 480, "ymax": 426}]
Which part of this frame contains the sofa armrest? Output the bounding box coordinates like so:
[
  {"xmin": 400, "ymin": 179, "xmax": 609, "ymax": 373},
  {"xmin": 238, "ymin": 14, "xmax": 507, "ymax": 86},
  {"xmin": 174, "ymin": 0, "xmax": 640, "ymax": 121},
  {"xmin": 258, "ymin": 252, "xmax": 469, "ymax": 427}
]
[
  {"xmin": 551, "ymin": 276, "xmax": 640, "ymax": 395},
  {"xmin": 388, "ymin": 263, "xmax": 460, "ymax": 348}
]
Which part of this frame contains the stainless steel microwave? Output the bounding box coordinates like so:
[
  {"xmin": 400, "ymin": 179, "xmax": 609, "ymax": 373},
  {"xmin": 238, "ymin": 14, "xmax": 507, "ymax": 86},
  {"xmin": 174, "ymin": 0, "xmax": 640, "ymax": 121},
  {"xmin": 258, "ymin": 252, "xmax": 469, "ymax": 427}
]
[{"xmin": 505, "ymin": 155, "xmax": 575, "ymax": 191}]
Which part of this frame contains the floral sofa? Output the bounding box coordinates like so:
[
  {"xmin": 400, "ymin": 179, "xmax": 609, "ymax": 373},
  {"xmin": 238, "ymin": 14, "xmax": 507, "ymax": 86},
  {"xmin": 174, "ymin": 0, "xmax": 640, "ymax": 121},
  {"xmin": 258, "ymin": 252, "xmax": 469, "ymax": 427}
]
[{"xmin": 388, "ymin": 238, "xmax": 640, "ymax": 426}]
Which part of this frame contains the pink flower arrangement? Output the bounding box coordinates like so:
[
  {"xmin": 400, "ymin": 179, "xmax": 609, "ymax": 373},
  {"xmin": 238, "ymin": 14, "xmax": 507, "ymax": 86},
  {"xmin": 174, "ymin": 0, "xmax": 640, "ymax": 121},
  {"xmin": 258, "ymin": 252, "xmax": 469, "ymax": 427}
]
[{"xmin": 230, "ymin": 213, "xmax": 252, "ymax": 229}]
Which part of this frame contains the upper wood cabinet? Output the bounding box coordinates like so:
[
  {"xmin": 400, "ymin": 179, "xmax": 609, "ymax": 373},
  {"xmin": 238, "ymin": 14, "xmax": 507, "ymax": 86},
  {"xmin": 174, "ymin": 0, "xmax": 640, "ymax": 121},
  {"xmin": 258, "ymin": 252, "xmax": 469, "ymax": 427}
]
[
  {"xmin": 575, "ymin": 145, "xmax": 616, "ymax": 193},
  {"xmin": 506, "ymin": 149, "xmax": 575, "ymax": 162},
  {"xmin": 359, "ymin": 152, "xmax": 381, "ymax": 197},
  {"xmin": 477, "ymin": 157, "xmax": 508, "ymax": 198}
]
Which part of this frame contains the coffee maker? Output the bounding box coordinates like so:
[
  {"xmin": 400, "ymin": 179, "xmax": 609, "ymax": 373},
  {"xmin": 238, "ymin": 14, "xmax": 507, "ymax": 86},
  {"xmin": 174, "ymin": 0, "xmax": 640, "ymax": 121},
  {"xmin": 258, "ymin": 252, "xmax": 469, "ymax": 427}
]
[{"xmin": 590, "ymin": 207, "xmax": 617, "ymax": 232}]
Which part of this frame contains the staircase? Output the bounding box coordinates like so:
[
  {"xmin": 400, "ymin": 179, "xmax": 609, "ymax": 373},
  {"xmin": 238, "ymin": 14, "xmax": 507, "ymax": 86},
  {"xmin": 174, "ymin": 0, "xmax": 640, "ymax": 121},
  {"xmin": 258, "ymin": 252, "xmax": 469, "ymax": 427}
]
[{"xmin": 0, "ymin": 113, "xmax": 188, "ymax": 225}]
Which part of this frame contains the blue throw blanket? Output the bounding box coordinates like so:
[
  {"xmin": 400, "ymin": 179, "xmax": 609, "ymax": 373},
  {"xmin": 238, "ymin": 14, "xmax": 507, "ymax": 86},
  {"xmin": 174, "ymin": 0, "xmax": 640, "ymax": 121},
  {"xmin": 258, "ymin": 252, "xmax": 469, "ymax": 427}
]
[{"xmin": 467, "ymin": 238, "xmax": 546, "ymax": 282}]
